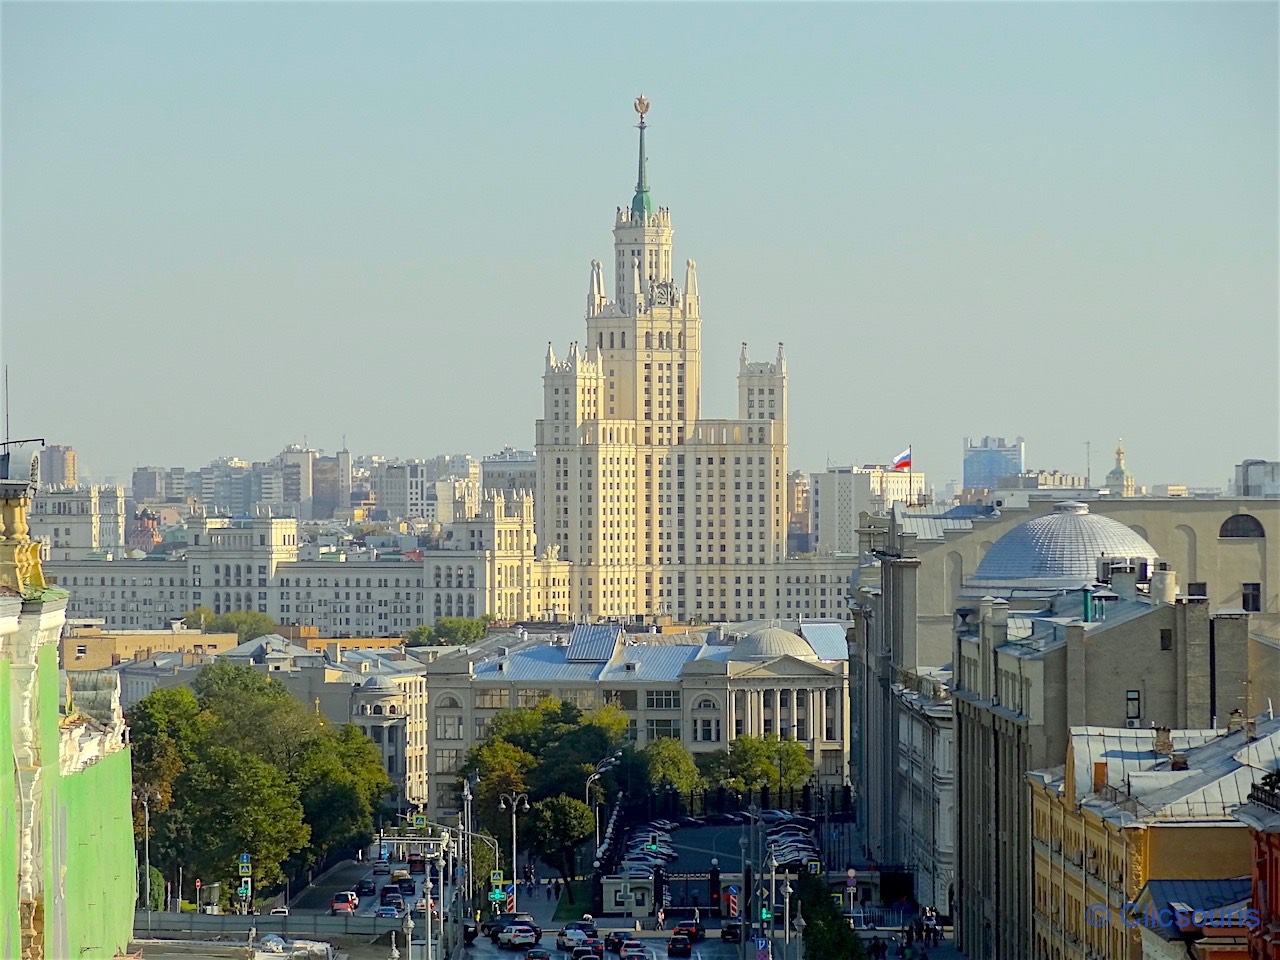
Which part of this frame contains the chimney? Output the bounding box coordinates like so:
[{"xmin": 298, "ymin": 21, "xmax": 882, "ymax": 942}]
[
  {"xmin": 1228, "ymin": 709, "xmax": 1245, "ymax": 734},
  {"xmin": 1112, "ymin": 565, "xmax": 1138, "ymax": 600},
  {"xmin": 1149, "ymin": 562, "xmax": 1178, "ymax": 605},
  {"xmin": 1092, "ymin": 760, "xmax": 1108, "ymax": 793},
  {"xmin": 1170, "ymin": 752, "xmax": 1189, "ymax": 771},
  {"xmin": 326, "ymin": 642, "xmax": 341, "ymax": 663},
  {"xmin": 1245, "ymin": 718, "xmax": 1258, "ymax": 741},
  {"xmin": 1153, "ymin": 726, "xmax": 1174, "ymax": 755}
]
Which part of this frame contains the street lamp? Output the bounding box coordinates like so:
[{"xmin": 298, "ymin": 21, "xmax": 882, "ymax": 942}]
[
  {"xmin": 405, "ymin": 912, "xmax": 417, "ymax": 960},
  {"xmin": 586, "ymin": 752, "xmax": 623, "ymax": 850},
  {"xmin": 782, "ymin": 881, "xmax": 793, "ymax": 959},
  {"xmin": 133, "ymin": 787, "xmax": 159, "ymax": 930},
  {"xmin": 792, "ymin": 903, "xmax": 806, "ymax": 960},
  {"xmin": 766, "ymin": 855, "xmax": 778, "ymax": 950},
  {"xmin": 498, "ymin": 793, "xmax": 530, "ymax": 910}
]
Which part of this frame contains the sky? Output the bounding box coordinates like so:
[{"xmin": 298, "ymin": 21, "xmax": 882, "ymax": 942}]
[{"xmin": 3, "ymin": 2, "xmax": 1276, "ymax": 490}]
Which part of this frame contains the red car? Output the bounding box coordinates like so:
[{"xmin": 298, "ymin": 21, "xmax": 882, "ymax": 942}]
[{"xmin": 330, "ymin": 891, "xmax": 357, "ymax": 915}]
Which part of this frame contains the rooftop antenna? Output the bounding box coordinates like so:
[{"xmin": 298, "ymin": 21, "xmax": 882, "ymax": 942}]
[
  {"xmin": 1084, "ymin": 441, "xmax": 1092, "ymax": 489},
  {"xmin": 4, "ymin": 364, "xmax": 9, "ymax": 442}
]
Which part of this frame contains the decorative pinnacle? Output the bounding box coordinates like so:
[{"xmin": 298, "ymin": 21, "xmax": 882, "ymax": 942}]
[{"xmin": 631, "ymin": 95, "xmax": 651, "ymax": 218}]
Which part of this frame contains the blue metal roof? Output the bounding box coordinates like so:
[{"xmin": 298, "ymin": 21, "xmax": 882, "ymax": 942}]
[
  {"xmin": 473, "ymin": 645, "xmax": 606, "ymax": 682},
  {"xmin": 566, "ymin": 624, "xmax": 622, "ymax": 662},
  {"xmin": 599, "ymin": 644, "xmax": 705, "ymax": 681},
  {"xmin": 798, "ymin": 623, "xmax": 848, "ymax": 661},
  {"xmin": 1138, "ymin": 877, "xmax": 1252, "ymax": 939}
]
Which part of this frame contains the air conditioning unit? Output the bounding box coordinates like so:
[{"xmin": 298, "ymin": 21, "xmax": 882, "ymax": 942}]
[{"xmin": 1125, "ymin": 719, "xmax": 1140, "ymax": 728}]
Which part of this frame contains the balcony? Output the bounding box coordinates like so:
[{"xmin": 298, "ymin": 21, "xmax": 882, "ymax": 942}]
[{"xmin": 1250, "ymin": 782, "xmax": 1280, "ymax": 813}]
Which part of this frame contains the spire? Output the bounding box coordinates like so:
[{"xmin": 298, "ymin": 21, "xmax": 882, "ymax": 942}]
[
  {"xmin": 545, "ymin": 342, "xmax": 556, "ymax": 370},
  {"xmin": 631, "ymin": 95, "xmax": 652, "ymax": 219},
  {"xmin": 684, "ymin": 259, "xmax": 698, "ymax": 300}
]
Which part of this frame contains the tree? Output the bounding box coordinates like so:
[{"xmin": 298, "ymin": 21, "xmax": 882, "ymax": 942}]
[
  {"xmin": 210, "ymin": 610, "xmax": 278, "ymax": 643},
  {"xmin": 405, "ymin": 624, "xmax": 434, "ymax": 646},
  {"xmin": 702, "ymin": 735, "xmax": 812, "ymax": 792},
  {"xmin": 526, "ymin": 796, "xmax": 594, "ymax": 900},
  {"xmin": 796, "ymin": 873, "xmax": 865, "ymax": 959},
  {"xmin": 432, "ymin": 616, "xmax": 488, "ymax": 645},
  {"xmin": 179, "ymin": 606, "xmax": 216, "ymax": 630},
  {"xmin": 182, "ymin": 745, "xmax": 310, "ymax": 888},
  {"xmin": 643, "ymin": 738, "xmax": 703, "ymax": 795}
]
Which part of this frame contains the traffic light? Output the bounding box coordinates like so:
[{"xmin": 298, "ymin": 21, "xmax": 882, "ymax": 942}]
[
  {"xmin": 760, "ymin": 905, "xmax": 772, "ymax": 922},
  {"xmin": 647, "ymin": 833, "xmax": 659, "ymax": 851}
]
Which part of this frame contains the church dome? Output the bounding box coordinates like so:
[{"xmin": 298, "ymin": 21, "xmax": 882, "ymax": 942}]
[
  {"xmin": 362, "ymin": 676, "xmax": 396, "ymax": 691},
  {"xmin": 971, "ymin": 501, "xmax": 1158, "ymax": 588},
  {"xmin": 730, "ymin": 626, "xmax": 818, "ymax": 661}
]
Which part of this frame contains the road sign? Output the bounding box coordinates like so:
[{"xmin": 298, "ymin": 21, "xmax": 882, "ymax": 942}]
[
  {"xmin": 413, "ymin": 814, "xmax": 428, "ymax": 828},
  {"xmin": 846, "ymin": 868, "xmax": 856, "ymax": 879},
  {"xmin": 490, "ymin": 871, "xmax": 504, "ymax": 883},
  {"xmin": 726, "ymin": 893, "xmax": 738, "ymax": 916},
  {"xmin": 846, "ymin": 877, "xmax": 856, "ymax": 888},
  {"xmin": 239, "ymin": 853, "xmax": 251, "ymax": 864},
  {"xmin": 755, "ymin": 937, "xmax": 770, "ymax": 960},
  {"xmin": 505, "ymin": 884, "xmax": 516, "ymax": 913},
  {"xmin": 727, "ymin": 885, "xmax": 740, "ymax": 895},
  {"xmin": 830, "ymin": 893, "xmax": 842, "ymax": 907},
  {"xmin": 195, "ymin": 879, "xmax": 202, "ymax": 891},
  {"xmin": 239, "ymin": 863, "xmax": 252, "ymax": 877},
  {"xmin": 807, "ymin": 861, "xmax": 820, "ymax": 874}
]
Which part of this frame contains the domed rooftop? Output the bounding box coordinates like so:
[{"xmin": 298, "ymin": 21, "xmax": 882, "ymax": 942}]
[
  {"xmin": 971, "ymin": 501, "xmax": 1158, "ymax": 588},
  {"xmin": 730, "ymin": 626, "xmax": 818, "ymax": 661},
  {"xmin": 361, "ymin": 675, "xmax": 396, "ymax": 690}
]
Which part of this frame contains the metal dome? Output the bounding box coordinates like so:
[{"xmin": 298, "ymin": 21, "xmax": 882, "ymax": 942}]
[
  {"xmin": 730, "ymin": 626, "xmax": 818, "ymax": 661},
  {"xmin": 971, "ymin": 501, "xmax": 1158, "ymax": 588},
  {"xmin": 361, "ymin": 675, "xmax": 396, "ymax": 690}
]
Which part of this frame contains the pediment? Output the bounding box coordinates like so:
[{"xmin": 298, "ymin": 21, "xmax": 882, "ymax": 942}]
[{"xmin": 728, "ymin": 655, "xmax": 844, "ymax": 680}]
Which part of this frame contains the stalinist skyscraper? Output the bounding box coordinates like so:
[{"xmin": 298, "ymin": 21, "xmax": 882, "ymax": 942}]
[{"xmin": 536, "ymin": 97, "xmax": 795, "ymax": 623}]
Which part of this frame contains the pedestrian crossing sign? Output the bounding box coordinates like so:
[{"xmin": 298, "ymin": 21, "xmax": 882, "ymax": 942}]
[{"xmin": 413, "ymin": 814, "xmax": 428, "ymax": 828}]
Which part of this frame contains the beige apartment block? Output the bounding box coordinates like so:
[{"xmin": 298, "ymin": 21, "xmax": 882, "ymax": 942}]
[
  {"xmin": 1028, "ymin": 721, "xmax": 1275, "ymax": 960},
  {"xmin": 60, "ymin": 621, "xmax": 238, "ymax": 670}
]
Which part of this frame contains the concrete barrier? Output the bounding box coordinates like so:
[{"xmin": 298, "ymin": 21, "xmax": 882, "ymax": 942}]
[{"xmin": 134, "ymin": 910, "xmax": 405, "ymax": 940}]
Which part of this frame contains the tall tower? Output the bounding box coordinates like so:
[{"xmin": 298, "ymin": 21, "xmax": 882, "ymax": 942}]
[{"xmin": 535, "ymin": 99, "xmax": 788, "ymax": 623}]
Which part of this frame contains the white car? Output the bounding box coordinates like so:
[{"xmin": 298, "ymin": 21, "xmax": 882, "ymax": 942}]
[
  {"xmin": 557, "ymin": 928, "xmax": 590, "ymax": 950},
  {"xmin": 620, "ymin": 941, "xmax": 646, "ymax": 960},
  {"xmin": 500, "ymin": 925, "xmax": 538, "ymax": 949}
]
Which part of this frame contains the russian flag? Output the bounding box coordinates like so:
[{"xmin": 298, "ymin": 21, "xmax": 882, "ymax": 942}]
[{"xmin": 890, "ymin": 447, "xmax": 912, "ymax": 471}]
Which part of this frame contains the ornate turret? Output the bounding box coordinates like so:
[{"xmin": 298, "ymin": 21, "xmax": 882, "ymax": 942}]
[
  {"xmin": 0, "ymin": 440, "xmax": 48, "ymax": 596},
  {"xmin": 1105, "ymin": 439, "xmax": 1136, "ymax": 497}
]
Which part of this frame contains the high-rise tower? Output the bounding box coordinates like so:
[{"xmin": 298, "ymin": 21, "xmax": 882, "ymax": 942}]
[{"xmin": 535, "ymin": 99, "xmax": 789, "ymax": 622}]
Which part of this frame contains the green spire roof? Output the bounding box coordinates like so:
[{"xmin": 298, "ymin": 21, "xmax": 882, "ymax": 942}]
[{"xmin": 631, "ymin": 97, "xmax": 651, "ymax": 218}]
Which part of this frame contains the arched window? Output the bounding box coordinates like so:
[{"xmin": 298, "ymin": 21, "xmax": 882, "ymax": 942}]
[
  {"xmin": 439, "ymin": 695, "xmax": 461, "ymax": 709},
  {"xmin": 388, "ymin": 705, "xmax": 398, "ymax": 715},
  {"xmin": 610, "ymin": 331, "xmax": 615, "ymax": 348},
  {"xmin": 621, "ymin": 332, "xmax": 626, "ymax": 348},
  {"xmin": 1220, "ymin": 514, "xmax": 1265, "ymax": 538},
  {"xmin": 373, "ymin": 704, "xmax": 384, "ymax": 715},
  {"xmin": 645, "ymin": 332, "xmax": 652, "ymax": 348},
  {"xmin": 695, "ymin": 697, "xmax": 717, "ymax": 710}
]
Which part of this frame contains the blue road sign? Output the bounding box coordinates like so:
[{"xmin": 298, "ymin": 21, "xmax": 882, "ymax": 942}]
[
  {"xmin": 727, "ymin": 885, "xmax": 740, "ymax": 895},
  {"xmin": 239, "ymin": 853, "xmax": 251, "ymax": 864}
]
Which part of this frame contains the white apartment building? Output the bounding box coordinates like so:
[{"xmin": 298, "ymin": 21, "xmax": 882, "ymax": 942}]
[
  {"xmin": 29, "ymin": 484, "xmax": 127, "ymax": 562},
  {"xmin": 534, "ymin": 99, "xmax": 856, "ymax": 623},
  {"xmin": 45, "ymin": 497, "xmax": 572, "ymax": 636},
  {"xmin": 810, "ymin": 466, "xmax": 926, "ymax": 555}
]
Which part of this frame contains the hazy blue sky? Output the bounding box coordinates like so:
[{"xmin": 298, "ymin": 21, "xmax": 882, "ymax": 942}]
[{"xmin": 3, "ymin": 2, "xmax": 1276, "ymax": 489}]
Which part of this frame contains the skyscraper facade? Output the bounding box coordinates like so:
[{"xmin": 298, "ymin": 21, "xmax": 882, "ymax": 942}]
[
  {"xmin": 962, "ymin": 435, "xmax": 1025, "ymax": 490},
  {"xmin": 535, "ymin": 99, "xmax": 846, "ymax": 623}
]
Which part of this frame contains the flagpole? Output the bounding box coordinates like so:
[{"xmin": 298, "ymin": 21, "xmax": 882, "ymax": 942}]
[{"xmin": 908, "ymin": 444, "xmax": 914, "ymax": 507}]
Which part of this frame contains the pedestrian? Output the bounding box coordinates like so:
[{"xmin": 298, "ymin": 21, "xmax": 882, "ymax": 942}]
[
  {"xmin": 693, "ymin": 908, "xmax": 700, "ymax": 923},
  {"xmin": 656, "ymin": 908, "xmax": 665, "ymax": 930},
  {"xmin": 547, "ymin": 883, "xmax": 553, "ymax": 901}
]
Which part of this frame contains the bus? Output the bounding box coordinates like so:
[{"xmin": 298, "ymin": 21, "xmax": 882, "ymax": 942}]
[{"xmin": 407, "ymin": 852, "xmax": 427, "ymax": 875}]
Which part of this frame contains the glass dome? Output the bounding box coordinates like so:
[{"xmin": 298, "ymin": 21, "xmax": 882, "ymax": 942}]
[{"xmin": 970, "ymin": 501, "xmax": 1158, "ymax": 588}]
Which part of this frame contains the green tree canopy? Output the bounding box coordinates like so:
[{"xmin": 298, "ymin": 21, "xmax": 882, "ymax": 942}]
[
  {"xmin": 702, "ymin": 734, "xmax": 813, "ymax": 792},
  {"xmin": 643, "ymin": 737, "xmax": 704, "ymax": 795},
  {"xmin": 432, "ymin": 616, "xmax": 488, "ymax": 645},
  {"xmin": 526, "ymin": 796, "xmax": 595, "ymax": 901},
  {"xmin": 405, "ymin": 624, "xmax": 434, "ymax": 646},
  {"xmin": 182, "ymin": 745, "xmax": 309, "ymax": 888}
]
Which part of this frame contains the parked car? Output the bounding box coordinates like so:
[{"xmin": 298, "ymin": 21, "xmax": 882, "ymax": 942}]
[
  {"xmin": 499, "ymin": 925, "xmax": 539, "ymax": 949},
  {"xmin": 269, "ymin": 907, "xmax": 290, "ymax": 916},
  {"xmin": 356, "ymin": 878, "xmax": 377, "ymax": 897},
  {"xmin": 330, "ymin": 892, "xmax": 357, "ymax": 916},
  {"xmin": 704, "ymin": 813, "xmax": 741, "ymax": 826},
  {"xmin": 620, "ymin": 942, "xmax": 646, "ymax": 960},
  {"xmin": 671, "ymin": 922, "xmax": 705, "ymax": 942},
  {"xmin": 720, "ymin": 920, "xmax": 742, "ymax": 943},
  {"xmin": 667, "ymin": 936, "xmax": 692, "ymax": 958},
  {"xmin": 375, "ymin": 905, "xmax": 404, "ymax": 919},
  {"xmin": 677, "ymin": 816, "xmax": 704, "ymax": 828},
  {"xmin": 373, "ymin": 859, "xmax": 392, "ymax": 875}
]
